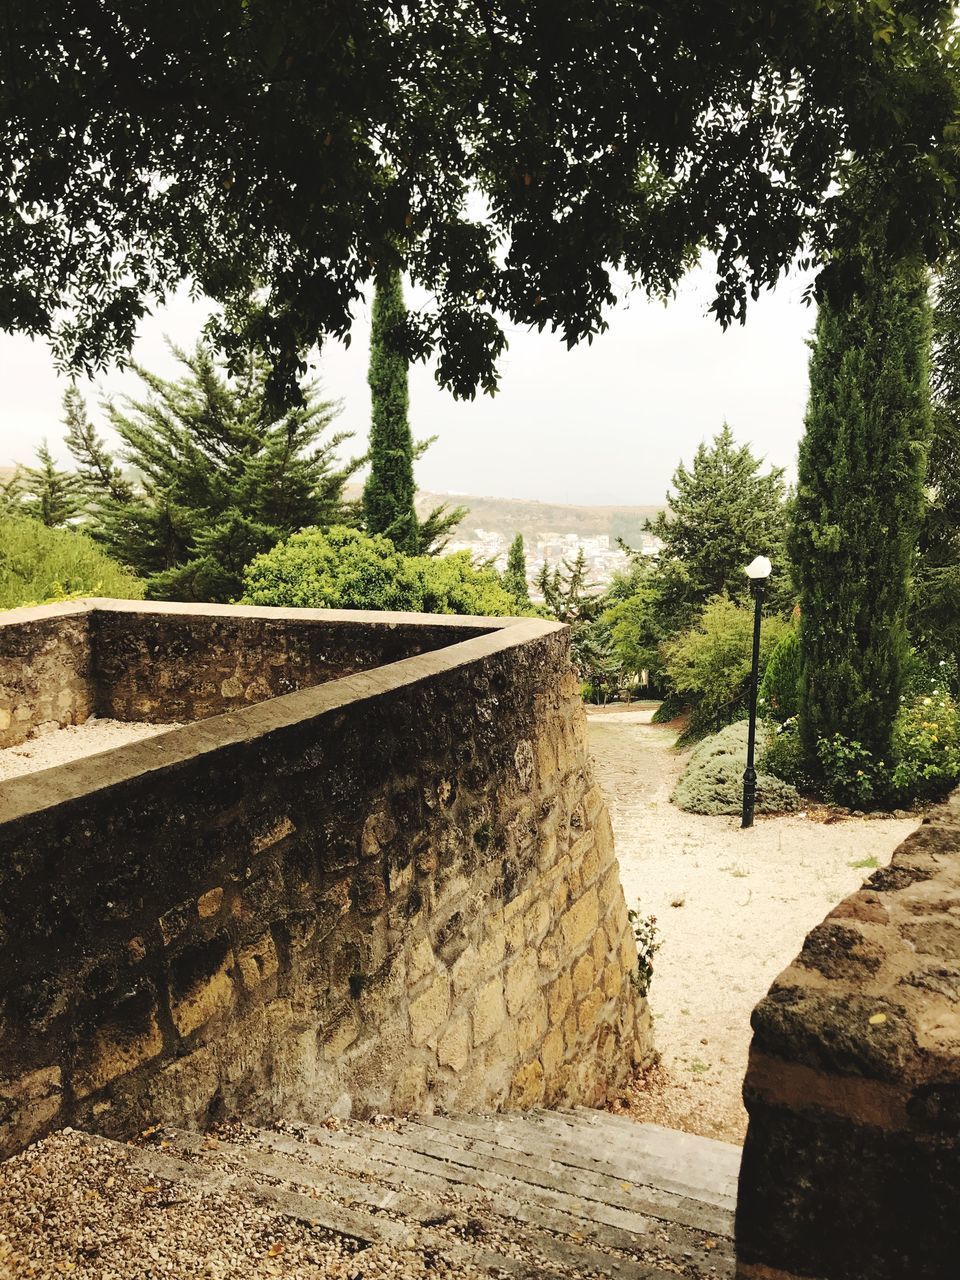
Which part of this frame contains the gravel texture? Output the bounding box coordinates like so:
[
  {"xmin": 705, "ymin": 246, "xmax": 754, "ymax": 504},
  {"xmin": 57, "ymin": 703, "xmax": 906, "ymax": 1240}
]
[
  {"xmin": 588, "ymin": 705, "xmax": 919, "ymax": 1144},
  {"xmin": 0, "ymin": 719, "xmax": 180, "ymax": 782}
]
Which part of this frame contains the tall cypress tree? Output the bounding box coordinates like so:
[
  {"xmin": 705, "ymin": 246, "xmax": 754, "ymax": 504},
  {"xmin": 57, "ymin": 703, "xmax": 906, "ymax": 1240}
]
[
  {"xmin": 362, "ymin": 266, "xmax": 464, "ymax": 554},
  {"xmin": 791, "ymin": 263, "xmax": 932, "ymax": 764},
  {"xmin": 363, "ymin": 266, "xmax": 419, "ymax": 554},
  {"xmin": 913, "ymin": 254, "xmax": 960, "ymax": 668},
  {"xmin": 503, "ymin": 533, "xmax": 530, "ymax": 604}
]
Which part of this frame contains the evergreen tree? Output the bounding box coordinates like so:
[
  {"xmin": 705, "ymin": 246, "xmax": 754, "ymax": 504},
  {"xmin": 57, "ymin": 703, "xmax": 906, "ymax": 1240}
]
[
  {"xmin": 646, "ymin": 425, "xmax": 790, "ymax": 632},
  {"xmin": 362, "ymin": 266, "xmax": 463, "ymax": 554},
  {"xmin": 63, "ymin": 385, "xmax": 133, "ymax": 505},
  {"xmin": 19, "ymin": 442, "xmax": 85, "ymax": 528},
  {"xmin": 68, "ymin": 344, "xmax": 359, "ymax": 602},
  {"xmin": 914, "ymin": 255, "xmax": 960, "ymax": 668},
  {"xmin": 363, "ymin": 266, "xmax": 418, "ymax": 553},
  {"xmin": 791, "ymin": 264, "xmax": 933, "ymax": 764},
  {"xmin": 503, "ymin": 533, "xmax": 530, "ymax": 605}
]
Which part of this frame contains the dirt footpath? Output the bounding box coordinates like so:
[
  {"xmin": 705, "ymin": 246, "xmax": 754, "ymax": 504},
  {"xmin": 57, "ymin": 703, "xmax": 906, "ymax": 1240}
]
[{"xmin": 587, "ymin": 706, "xmax": 918, "ymax": 1143}]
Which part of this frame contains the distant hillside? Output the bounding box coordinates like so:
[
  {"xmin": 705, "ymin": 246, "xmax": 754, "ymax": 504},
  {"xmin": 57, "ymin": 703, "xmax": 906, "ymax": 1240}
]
[{"xmin": 412, "ymin": 492, "xmax": 664, "ymax": 547}]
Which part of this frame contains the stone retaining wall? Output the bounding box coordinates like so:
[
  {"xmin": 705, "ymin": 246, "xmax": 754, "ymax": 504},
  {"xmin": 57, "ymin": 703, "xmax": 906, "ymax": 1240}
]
[
  {"xmin": 736, "ymin": 791, "xmax": 960, "ymax": 1280},
  {"xmin": 0, "ymin": 602, "xmax": 651, "ymax": 1158},
  {"xmin": 0, "ymin": 603, "xmax": 95, "ymax": 747}
]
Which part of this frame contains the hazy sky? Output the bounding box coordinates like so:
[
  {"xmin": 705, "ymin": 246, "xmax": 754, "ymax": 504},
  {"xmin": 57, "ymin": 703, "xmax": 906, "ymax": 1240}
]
[{"xmin": 1, "ymin": 260, "xmax": 815, "ymax": 506}]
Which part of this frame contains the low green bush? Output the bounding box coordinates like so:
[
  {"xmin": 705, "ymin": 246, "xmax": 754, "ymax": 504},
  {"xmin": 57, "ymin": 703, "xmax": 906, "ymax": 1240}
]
[
  {"xmin": 671, "ymin": 719, "xmax": 802, "ymax": 816},
  {"xmin": 0, "ymin": 516, "xmax": 143, "ymax": 610},
  {"xmin": 241, "ymin": 525, "xmax": 523, "ymax": 615}
]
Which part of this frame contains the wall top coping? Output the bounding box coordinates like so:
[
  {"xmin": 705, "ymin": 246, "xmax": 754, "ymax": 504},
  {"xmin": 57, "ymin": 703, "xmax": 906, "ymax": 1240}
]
[
  {"xmin": 0, "ymin": 597, "xmax": 531, "ymax": 631},
  {"xmin": 0, "ymin": 602, "xmax": 565, "ymax": 827}
]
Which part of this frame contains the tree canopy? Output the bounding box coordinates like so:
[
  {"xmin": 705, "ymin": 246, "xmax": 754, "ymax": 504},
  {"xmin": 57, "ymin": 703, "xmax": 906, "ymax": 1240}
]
[
  {"xmin": 4, "ymin": 3, "xmax": 960, "ymax": 403},
  {"xmin": 646, "ymin": 424, "xmax": 789, "ymax": 630},
  {"xmin": 68, "ymin": 344, "xmax": 358, "ymax": 601},
  {"xmin": 240, "ymin": 525, "xmax": 520, "ymax": 615}
]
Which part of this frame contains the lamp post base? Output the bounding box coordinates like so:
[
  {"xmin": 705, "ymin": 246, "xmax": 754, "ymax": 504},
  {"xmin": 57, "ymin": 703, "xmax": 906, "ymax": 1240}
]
[{"xmin": 741, "ymin": 765, "xmax": 757, "ymax": 829}]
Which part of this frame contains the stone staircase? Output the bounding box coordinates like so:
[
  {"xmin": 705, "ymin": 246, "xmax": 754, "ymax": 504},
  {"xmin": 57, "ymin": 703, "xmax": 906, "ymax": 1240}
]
[{"xmin": 1, "ymin": 1109, "xmax": 740, "ymax": 1278}]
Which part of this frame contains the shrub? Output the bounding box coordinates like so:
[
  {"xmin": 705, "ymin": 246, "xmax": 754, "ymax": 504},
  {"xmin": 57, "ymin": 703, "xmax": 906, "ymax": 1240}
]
[
  {"xmin": 890, "ymin": 685, "xmax": 960, "ymax": 801},
  {"xmin": 760, "ymin": 718, "xmax": 815, "ymax": 791},
  {"xmin": 758, "ymin": 626, "xmax": 801, "ymax": 722},
  {"xmin": 627, "ymin": 908, "xmax": 661, "ymax": 997},
  {"xmin": 241, "ymin": 525, "xmax": 521, "ymax": 615},
  {"xmin": 812, "ymin": 682, "xmax": 960, "ymax": 809},
  {"xmin": 0, "ymin": 516, "xmax": 143, "ymax": 610},
  {"xmin": 662, "ymin": 595, "xmax": 789, "ymax": 742},
  {"xmin": 671, "ymin": 719, "xmax": 801, "ymax": 816}
]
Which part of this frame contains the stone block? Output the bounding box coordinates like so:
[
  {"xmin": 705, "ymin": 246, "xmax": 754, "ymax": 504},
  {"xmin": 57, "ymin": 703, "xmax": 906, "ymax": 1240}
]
[
  {"xmin": 409, "ymin": 975, "xmax": 450, "ymax": 1047},
  {"xmin": 392, "ymin": 1063, "xmax": 427, "ymax": 1114},
  {"xmin": 407, "ymin": 936, "xmax": 436, "ymax": 985},
  {"xmin": 438, "ymin": 1016, "xmax": 471, "ymax": 1072},
  {"xmin": 478, "ymin": 928, "xmax": 506, "ymax": 972},
  {"xmin": 603, "ymin": 962, "xmax": 623, "ymax": 1000},
  {"xmin": 147, "ymin": 1044, "xmax": 219, "ymax": 1127},
  {"xmin": 525, "ymin": 899, "xmax": 552, "ymax": 946},
  {"xmin": 541, "ymin": 1027, "xmax": 565, "ymax": 1080},
  {"xmin": 0, "ymin": 1066, "xmax": 62, "ymax": 1151},
  {"xmin": 538, "ymin": 832, "xmax": 558, "ymax": 872},
  {"xmin": 238, "ymin": 933, "xmax": 279, "ymax": 991},
  {"xmin": 505, "ymin": 952, "xmax": 540, "ymax": 1015},
  {"xmin": 578, "ymin": 988, "xmax": 606, "ymax": 1036},
  {"xmin": 170, "ymin": 942, "xmax": 236, "ymax": 1039},
  {"xmin": 197, "ymin": 887, "xmax": 224, "ymax": 919},
  {"xmin": 547, "ymin": 973, "xmax": 573, "ymax": 1024},
  {"xmin": 572, "ymin": 952, "xmax": 595, "ymax": 997},
  {"xmin": 323, "ymin": 1011, "xmax": 361, "ymax": 1061},
  {"xmin": 517, "ymin": 995, "xmax": 548, "ymax": 1056},
  {"xmin": 534, "ymin": 735, "xmax": 558, "ymax": 785},
  {"xmin": 504, "ymin": 912, "xmax": 526, "ymax": 955},
  {"xmin": 472, "ymin": 979, "xmax": 507, "ymax": 1046},
  {"xmin": 502, "ymin": 886, "xmax": 532, "ymax": 923},
  {"xmin": 74, "ymin": 986, "xmax": 164, "ymax": 1097},
  {"xmin": 559, "ymin": 888, "xmax": 599, "ymax": 953},
  {"xmin": 250, "ymin": 815, "xmax": 295, "ymax": 855},
  {"xmin": 509, "ymin": 1058, "xmax": 545, "ymax": 1108}
]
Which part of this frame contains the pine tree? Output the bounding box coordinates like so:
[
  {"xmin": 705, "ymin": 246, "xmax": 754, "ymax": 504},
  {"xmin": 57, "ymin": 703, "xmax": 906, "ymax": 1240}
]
[
  {"xmin": 19, "ymin": 442, "xmax": 85, "ymax": 527},
  {"xmin": 362, "ymin": 266, "xmax": 463, "ymax": 554},
  {"xmin": 503, "ymin": 533, "xmax": 530, "ymax": 604},
  {"xmin": 646, "ymin": 424, "xmax": 789, "ymax": 632},
  {"xmin": 791, "ymin": 263, "xmax": 933, "ymax": 764},
  {"xmin": 67, "ymin": 344, "xmax": 359, "ymax": 602}
]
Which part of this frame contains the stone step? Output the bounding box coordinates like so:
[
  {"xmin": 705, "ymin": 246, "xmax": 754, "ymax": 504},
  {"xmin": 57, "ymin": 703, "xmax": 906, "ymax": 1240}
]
[
  {"xmin": 407, "ymin": 1110, "xmax": 740, "ymax": 1212},
  {"xmin": 1, "ymin": 1109, "xmax": 737, "ymax": 1278}
]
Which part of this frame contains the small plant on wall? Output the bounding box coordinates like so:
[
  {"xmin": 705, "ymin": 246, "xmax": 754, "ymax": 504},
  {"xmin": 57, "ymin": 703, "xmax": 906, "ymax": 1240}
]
[{"xmin": 627, "ymin": 907, "xmax": 661, "ymax": 997}]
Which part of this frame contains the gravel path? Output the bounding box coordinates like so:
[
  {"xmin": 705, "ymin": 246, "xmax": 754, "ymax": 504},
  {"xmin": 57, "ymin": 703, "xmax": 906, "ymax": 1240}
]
[
  {"xmin": 588, "ymin": 707, "xmax": 919, "ymax": 1144},
  {"xmin": 0, "ymin": 719, "xmax": 179, "ymax": 782}
]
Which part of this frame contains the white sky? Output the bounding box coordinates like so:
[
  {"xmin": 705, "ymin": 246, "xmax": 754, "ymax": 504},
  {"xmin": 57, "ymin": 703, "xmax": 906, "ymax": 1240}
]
[{"xmin": 0, "ymin": 260, "xmax": 815, "ymax": 506}]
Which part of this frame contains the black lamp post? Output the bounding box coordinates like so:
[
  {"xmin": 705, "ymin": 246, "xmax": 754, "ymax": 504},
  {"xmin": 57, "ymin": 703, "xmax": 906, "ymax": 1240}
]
[{"xmin": 741, "ymin": 555, "xmax": 772, "ymax": 829}]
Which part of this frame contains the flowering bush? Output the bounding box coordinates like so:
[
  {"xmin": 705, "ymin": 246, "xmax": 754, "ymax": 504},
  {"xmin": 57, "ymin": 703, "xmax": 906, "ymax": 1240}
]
[
  {"xmin": 889, "ymin": 683, "xmax": 960, "ymax": 802},
  {"xmin": 814, "ymin": 676, "xmax": 960, "ymax": 808}
]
